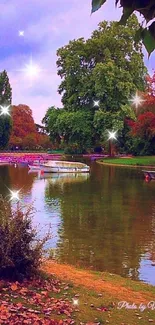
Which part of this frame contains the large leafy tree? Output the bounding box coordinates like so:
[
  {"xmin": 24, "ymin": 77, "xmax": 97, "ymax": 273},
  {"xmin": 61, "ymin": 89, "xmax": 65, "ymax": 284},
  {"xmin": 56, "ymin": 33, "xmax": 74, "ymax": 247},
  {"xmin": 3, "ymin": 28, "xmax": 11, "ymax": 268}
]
[
  {"xmin": 91, "ymin": 0, "xmax": 155, "ymax": 56},
  {"xmin": 57, "ymin": 16, "xmax": 146, "ymax": 114},
  {"xmin": 42, "ymin": 106, "xmax": 62, "ymax": 145},
  {"xmin": 0, "ymin": 70, "xmax": 12, "ymax": 149},
  {"xmin": 43, "ymin": 107, "xmax": 94, "ymax": 150},
  {"xmin": 55, "ymin": 16, "xmax": 146, "ymax": 148},
  {"xmin": 44, "ymin": 16, "xmax": 147, "ymax": 151}
]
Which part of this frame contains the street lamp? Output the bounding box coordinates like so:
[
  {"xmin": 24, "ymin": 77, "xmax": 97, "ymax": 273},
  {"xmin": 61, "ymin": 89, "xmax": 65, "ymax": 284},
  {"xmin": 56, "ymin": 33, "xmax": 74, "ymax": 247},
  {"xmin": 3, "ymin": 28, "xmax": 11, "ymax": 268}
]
[{"xmin": 107, "ymin": 131, "xmax": 117, "ymax": 157}]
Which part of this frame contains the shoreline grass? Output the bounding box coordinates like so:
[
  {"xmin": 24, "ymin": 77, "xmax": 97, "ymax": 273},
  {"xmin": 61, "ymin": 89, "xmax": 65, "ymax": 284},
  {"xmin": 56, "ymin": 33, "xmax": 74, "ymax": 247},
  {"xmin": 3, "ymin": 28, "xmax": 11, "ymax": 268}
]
[{"xmin": 98, "ymin": 156, "xmax": 155, "ymax": 167}]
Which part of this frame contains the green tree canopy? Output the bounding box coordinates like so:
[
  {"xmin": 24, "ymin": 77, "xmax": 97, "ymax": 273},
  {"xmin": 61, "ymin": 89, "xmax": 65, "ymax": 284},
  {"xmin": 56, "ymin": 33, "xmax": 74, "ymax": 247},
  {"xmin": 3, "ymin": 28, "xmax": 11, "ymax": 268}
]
[
  {"xmin": 44, "ymin": 16, "xmax": 147, "ymax": 151},
  {"xmin": 57, "ymin": 16, "xmax": 146, "ymax": 114},
  {"xmin": 91, "ymin": 0, "xmax": 155, "ymax": 56},
  {"xmin": 43, "ymin": 107, "xmax": 94, "ymax": 149}
]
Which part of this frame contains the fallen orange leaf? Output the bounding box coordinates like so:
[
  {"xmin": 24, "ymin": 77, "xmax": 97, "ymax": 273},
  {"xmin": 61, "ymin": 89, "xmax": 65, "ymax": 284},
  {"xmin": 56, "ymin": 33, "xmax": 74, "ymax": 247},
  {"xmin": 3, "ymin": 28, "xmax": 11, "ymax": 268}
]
[{"xmin": 10, "ymin": 283, "xmax": 18, "ymax": 291}]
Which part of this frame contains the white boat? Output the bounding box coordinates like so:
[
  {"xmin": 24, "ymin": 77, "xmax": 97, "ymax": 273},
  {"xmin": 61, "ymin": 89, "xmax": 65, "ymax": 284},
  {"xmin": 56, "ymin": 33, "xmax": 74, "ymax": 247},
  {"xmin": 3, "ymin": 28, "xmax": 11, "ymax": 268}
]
[
  {"xmin": 40, "ymin": 161, "xmax": 90, "ymax": 173},
  {"xmin": 28, "ymin": 164, "xmax": 41, "ymax": 171},
  {"xmin": 38, "ymin": 172, "xmax": 89, "ymax": 182},
  {"xmin": 28, "ymin": 160, "xmax": 49, "ymax": 171}
]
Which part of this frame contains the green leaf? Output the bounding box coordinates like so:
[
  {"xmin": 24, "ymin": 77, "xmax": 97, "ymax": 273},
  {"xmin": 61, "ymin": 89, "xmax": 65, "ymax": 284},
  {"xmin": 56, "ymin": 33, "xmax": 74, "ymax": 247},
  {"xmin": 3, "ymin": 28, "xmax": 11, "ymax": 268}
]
[
  {"xmin": 119, "ymin": 7, "xmax": 134, "ymax": 25},
  {"xmin": 142, "ymin": 28, "xmax": 155, "ymax": 57},
  {"xmin": 135, "ymin": 26, "xmax": 144, "ymax": 43},
  {"xmin": 91, "ymin": 0, "xmax": 106, "ymax": 13},
  {"xmin": 149, "ymin": 21, "xmax": 155, "ymax": 40}
]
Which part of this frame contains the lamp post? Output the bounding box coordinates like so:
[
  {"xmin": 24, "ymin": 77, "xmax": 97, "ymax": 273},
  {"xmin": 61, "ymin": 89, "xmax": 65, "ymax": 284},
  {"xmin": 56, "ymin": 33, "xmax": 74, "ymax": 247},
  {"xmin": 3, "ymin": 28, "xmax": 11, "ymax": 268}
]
[
  {"xmin": 107, "ymin": 131, "xmax": 117, "ymax": 157},
  {"xmin": 109, "ymin": 138, "xmax": 112, "ymax": 157}
]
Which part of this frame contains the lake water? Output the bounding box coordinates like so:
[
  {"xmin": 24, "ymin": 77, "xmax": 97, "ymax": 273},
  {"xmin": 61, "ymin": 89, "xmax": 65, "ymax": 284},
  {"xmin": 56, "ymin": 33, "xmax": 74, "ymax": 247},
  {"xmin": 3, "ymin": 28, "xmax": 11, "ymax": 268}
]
[{"xmin": 0, "ymin": 161, "xmax": 155, "ymax": 286}]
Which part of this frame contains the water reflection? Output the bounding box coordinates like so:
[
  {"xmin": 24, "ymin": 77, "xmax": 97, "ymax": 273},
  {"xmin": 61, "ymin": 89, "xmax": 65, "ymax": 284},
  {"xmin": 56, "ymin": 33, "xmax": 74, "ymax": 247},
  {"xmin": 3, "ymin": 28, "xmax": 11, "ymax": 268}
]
[
  {"xmin": 0, "ymin": 166, "xmax": 11, "ymax": 197},
  {"xmin": 0, "ymin": 163, "xmax": 155, "ymax": 285},
  {"xmin": 45, "ymin": 164, "xmax": 155, "ymax": 285},
  {"xmin": 8, "ymin": 165, "xmax": 34, "ymax": 194}
]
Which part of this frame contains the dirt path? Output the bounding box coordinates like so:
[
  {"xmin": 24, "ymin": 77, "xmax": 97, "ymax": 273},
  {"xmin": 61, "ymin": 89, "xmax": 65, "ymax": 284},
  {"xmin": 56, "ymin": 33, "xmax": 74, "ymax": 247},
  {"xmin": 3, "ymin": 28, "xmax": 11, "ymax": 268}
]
[{"xmin": 42, "ymin": 261, "xmax": 155, "ymax": 304}]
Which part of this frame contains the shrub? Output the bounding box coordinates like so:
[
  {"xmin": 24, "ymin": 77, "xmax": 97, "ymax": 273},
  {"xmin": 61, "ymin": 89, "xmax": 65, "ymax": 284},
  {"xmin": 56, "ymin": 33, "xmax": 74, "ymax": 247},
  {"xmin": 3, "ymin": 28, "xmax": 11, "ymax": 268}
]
[
  {"xmin": 0, "ymin": 196, "xmax": 50, "ymax": 280},
  {"xmin": 64, "ymin": 143, "xmax": 86, "ymax": 154}
]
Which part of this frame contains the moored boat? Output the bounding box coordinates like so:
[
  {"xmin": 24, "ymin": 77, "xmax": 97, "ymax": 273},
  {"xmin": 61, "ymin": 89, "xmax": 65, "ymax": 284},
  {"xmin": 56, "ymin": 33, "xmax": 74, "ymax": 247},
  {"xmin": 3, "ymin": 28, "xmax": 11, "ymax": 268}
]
[
  {"xmin": 142, "ymin": 170, "xmax": 155, "ymax": 180},
  {"xmin": 38, "ymin": 172, "xmax": 90, "ymax": 182},
  {"xmin": 28, "ymin": 164, "xmax": 41, "ymax": 171},
  {"xmin": 28, "ymin": 160, "xmax": 49, "ymax": 171},
  {"xmin": 40, "ymin": 161, "xmax": 90, "ymax": 173}
]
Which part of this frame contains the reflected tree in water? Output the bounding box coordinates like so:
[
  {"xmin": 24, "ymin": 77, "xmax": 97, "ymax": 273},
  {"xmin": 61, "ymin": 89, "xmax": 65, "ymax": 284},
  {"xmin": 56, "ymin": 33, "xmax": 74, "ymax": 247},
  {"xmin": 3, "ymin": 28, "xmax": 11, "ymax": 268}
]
[
  {"xmin": 44, "ymin": 164, "xmax": 155, "ymax": 281},
  {"xmin": 8, "ymin": 166, "xmax": 34, "ymax": 195},
  {"xmin": 0, "ymin": 166, "xmax": 11, "ymax": 197}
]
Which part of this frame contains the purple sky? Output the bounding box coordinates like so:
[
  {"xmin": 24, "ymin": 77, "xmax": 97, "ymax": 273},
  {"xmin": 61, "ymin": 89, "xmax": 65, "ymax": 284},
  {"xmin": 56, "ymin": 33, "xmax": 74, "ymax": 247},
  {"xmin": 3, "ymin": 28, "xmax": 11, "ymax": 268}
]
[{"xmin": 1, "ymin": 0, "xmax": 155, "ymax": 124}]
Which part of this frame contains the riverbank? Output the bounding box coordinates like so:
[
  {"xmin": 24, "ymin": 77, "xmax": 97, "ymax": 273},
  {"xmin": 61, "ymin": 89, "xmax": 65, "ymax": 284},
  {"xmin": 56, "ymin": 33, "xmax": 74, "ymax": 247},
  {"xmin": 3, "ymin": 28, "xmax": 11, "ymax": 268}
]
[
  {"xmin": 41, "ymin": 261, "xmax": 155, "ymax": 324},
  {"xmin": 0, "ymin": 260, "xmax": 155, "ymax": 325},
  {"xmin": 98, "ymin": 156, "xmax": 155, "ymax": 167},
  {"xmin": 0, "ymin": 261, "xmax": 155, "ymax": 324}
]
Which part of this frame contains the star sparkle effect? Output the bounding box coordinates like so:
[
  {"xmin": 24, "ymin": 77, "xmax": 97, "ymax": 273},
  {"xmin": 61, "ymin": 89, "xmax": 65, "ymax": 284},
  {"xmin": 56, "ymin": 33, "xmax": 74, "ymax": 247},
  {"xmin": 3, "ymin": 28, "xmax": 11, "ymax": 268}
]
[
  {"xmin": 16, "ymin": 56, "xmax": 44, "ymax": 85},
  {"xmin": 130, "ymin": 92, "xmax": 145, "ymax": 109},
  {"xmin": 0, "ymin": 105, "xmax": 10, "ymax": 116},
  {"xmin": 23, "ymin": 58, "xmax": 42, "ymax": 78},
  {"xmin": 9, "ymin": 189, "xmax": 20, "ymax": 202},
  {"xmin": 108, "ymin": 130, "xmax": 117, "ymax": 140},
  {"xmin": 93, "ymin": 100, "xmax": 100, "ymax": 107},
  {"xmin": 19, "ymin": 30, "xmax": 24, "ymax": 37},
  {"xmin": 72, "ymin": 298, "xmax": 79, "ymax": 306}
]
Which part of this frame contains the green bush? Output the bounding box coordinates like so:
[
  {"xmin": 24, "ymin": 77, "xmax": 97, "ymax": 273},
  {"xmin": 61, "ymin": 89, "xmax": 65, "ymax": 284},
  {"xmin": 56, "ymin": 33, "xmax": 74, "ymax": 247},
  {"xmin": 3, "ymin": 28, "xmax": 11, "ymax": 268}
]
[
  {"xmin": 64, "ymin": 143, "xmax": 86, "ymax": 154},
  {"xmin": 0, "ymin": 196, "xmax": 50, "ymax": 280},
  {"xmin": 125, "ymin": 137, "xmax": 155, "ymax": 156}
]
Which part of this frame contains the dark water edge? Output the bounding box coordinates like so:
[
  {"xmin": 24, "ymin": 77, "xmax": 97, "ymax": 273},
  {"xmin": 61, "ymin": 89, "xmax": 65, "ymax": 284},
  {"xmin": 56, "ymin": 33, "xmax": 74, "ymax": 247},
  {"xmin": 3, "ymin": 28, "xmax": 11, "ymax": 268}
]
[{"xmin": 0, "ymin": 160, "xmax": 155, "ymax": 286}]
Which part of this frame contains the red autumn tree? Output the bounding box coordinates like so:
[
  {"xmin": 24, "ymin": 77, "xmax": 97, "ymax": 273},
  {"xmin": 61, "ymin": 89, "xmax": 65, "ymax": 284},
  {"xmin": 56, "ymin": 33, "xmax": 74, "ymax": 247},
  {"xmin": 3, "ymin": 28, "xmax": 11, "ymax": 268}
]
[
  {"xmin": 128, "ymin": 112, "xmax": 155, "ymax": 139},
  {"xmin": 143, "ymin": 73, "xmax": 155, "ymax": 112},
  {"xmin": 36, "ymin": 133, "xmax": 51, "ymax": 149},
  {"xmin": 9, "ymin": 104, "xmax": 37, "ymax": 149},
  {"xmin": 9, "ymin": 104, "xmax": 52, "ymax": 150}
]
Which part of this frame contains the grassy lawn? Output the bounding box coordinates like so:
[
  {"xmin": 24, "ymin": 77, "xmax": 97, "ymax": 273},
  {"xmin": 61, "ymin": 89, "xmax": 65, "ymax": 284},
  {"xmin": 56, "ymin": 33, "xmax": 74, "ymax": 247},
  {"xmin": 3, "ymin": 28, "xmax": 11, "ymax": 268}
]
[{"xmin": 98, "ymin": 156, "xmax": 155, "ymax": 167}]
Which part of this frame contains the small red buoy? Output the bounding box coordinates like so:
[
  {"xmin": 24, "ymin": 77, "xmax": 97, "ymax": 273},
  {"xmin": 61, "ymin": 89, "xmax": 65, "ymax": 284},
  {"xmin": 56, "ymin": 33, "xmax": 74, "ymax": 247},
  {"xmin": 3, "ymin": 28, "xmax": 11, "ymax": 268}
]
[{"xmin": 145, "ymin": 174, "xmax": 150, "ymax": 182}]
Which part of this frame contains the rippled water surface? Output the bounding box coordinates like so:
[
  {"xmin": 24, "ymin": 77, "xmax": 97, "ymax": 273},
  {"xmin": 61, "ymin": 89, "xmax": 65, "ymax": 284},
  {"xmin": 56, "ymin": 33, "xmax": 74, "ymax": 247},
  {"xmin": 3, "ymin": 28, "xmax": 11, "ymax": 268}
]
[{"xmin": 0, "ymin": 160, "xmax": 155, "ymax": 285}]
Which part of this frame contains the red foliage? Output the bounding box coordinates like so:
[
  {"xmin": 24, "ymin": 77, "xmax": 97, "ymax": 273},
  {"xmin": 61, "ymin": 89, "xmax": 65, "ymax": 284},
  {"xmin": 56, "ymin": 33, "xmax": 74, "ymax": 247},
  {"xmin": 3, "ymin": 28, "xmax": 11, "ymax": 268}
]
[
  {"xmin": 143, "ymin": 72, "xmax": 155, "ymax": 111},
  {"xmin": 36, "ymin": 133, "xmax": 51, "ymax": 149},
  {"xmin": 9, "ymin": 105, "xmax": 51, "ymax": 149},
  {"xmin": 129, "ymin": 112, "xmax": 155, "ymax": 138},
  {"xmin": 9, "ymin": 105, "xmax": 37, "ymax": 149}
]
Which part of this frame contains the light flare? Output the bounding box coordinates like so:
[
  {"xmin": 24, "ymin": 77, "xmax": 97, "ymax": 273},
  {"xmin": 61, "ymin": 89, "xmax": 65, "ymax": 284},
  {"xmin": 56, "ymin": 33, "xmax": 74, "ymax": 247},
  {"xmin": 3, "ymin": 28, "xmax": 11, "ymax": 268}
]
[
  {"xmin": 93, "ymin": 100, "xmax": 100, "ymax": 107},
  {"xmin": 130, "ymin": 92, "xmax": 145, "ymax": 109},
  {"xmin": 0, "ymin": 105, "xmax": 10, "ymax": 116},
  {"xmin": 17, "ymin": 57, "xmax": 43, "ymax": 80},
  {"xmin": 19, "ymin": 31, "xmax": 24, "ymax": 37},
  {"xmin": 9, "ymin": 189, "xmax": 20, "ymax": 201},
  {"xmin": 72, "ymin": 298, "xmax": 79, "ymax": 306},
  {"xmin": 108, "ymin": 130, "xmax": 117, "ymax": 140}
]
